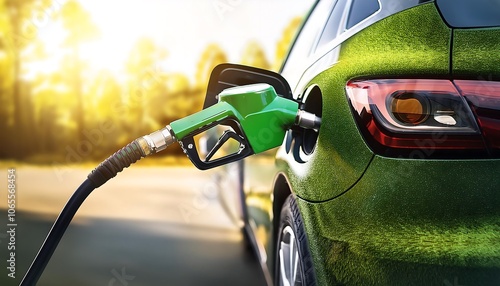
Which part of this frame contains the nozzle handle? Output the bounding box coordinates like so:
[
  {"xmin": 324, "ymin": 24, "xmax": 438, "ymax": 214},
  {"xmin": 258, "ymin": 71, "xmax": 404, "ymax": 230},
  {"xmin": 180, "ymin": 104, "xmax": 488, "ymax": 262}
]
[
  {"xmin": 169, "ymin": 83, "xmax": 300, "ymax": 170},
  {"xmin": 179, "ymin": 118, "xmax": 254, "ymax": 170}
]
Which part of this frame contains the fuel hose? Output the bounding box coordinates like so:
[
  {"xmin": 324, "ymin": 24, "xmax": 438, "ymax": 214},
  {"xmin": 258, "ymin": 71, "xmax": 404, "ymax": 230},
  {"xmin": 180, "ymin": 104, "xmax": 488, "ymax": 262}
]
[{"xmin": 20, "ymin": 128, "xmax": 174, "ymax": 286}]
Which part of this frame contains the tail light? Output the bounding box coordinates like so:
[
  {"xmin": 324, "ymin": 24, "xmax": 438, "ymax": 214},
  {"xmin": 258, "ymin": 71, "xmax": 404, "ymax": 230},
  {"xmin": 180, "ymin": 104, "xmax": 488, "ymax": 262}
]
[
  {"xmin": 346, "ymin": 79, "xmax": 500, "ymax": 158},
  {"xmin": 455, "ymin": 80, "xmax": 500, "ymax": 155}
]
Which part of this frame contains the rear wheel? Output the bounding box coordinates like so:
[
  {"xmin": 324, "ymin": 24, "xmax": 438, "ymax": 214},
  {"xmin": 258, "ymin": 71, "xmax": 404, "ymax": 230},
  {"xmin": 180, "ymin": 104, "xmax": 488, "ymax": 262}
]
[{"xmin": 275, "ymin": 195, "xmax": 316, "ymax": 286}]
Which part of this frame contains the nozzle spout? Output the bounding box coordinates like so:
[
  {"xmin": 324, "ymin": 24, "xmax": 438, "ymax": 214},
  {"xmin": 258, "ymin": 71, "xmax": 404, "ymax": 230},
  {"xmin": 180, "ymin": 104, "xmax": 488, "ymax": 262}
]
[{"xmin": 296, "ymin": 110, "xmax": 322, "ymax": 132}]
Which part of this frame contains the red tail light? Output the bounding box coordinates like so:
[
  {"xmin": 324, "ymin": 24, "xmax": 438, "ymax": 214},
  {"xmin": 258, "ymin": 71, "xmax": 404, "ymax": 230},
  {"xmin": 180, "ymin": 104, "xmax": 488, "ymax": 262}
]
[
  {"xmin": 346, "ymin": 79, "xmax": 500, "ymax": 158},
  {"xmin": 455, "ymin": 80, "xmax": 500, "ymax": 155}
]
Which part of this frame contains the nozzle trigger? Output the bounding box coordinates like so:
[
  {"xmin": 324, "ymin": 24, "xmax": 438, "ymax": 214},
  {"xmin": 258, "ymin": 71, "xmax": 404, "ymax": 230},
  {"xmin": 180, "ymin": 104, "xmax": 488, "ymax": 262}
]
[
  {"xmin": 179, "ymin": 118, "xmax": 254, "ymax": 170},
  {"xmin": 205, "ymin": 129, "xmax": 245, "ymax": 162}
]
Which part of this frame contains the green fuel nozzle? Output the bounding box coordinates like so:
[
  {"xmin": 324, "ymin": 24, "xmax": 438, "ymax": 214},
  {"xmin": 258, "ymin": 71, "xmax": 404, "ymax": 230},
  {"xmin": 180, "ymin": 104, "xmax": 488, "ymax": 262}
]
[
  {"xmin": 171, "ymin": 83, "xmax": 298, "ymax": 151},
  {"xmin": 169, "ymin": 83, "xmax": 320, "ymax": 169}
]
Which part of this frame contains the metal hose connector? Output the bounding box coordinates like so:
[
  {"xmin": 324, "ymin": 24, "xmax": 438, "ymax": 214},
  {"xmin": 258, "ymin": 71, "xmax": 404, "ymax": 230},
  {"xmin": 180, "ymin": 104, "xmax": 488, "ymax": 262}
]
[{"xmin": 87, "ymin": 126, "xmax": 175, "ymax": 188}]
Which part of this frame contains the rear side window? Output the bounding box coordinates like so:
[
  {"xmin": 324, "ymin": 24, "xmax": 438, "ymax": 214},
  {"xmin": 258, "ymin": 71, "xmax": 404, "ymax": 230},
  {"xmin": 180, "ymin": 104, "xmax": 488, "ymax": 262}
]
[
  {"xmin": 346, "ymin": 0, "xmax": 380, "ymax": 29},
  {"xmin": 316, "ymin": 0, "xmax": 347, "ymax": 50},
  {"xmin": 436, "ymin": 0, "xmax": 500, "ymax": 28},
  {"xmin": 281, "ymin": 1, "xmax": 333, "ymax": 85}
]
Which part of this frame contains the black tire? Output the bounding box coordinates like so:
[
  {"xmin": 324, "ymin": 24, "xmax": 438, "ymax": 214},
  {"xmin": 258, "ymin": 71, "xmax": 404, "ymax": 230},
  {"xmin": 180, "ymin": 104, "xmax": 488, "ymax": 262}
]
[{"xmin": 275, "ymin": 195, "xmax": 317, "ymax": 286}]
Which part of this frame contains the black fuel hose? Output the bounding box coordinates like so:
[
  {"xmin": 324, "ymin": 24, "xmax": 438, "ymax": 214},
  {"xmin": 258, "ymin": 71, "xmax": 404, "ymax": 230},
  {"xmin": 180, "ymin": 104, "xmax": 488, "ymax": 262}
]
[
  {"xmin": 20, "ymin": 179, "xmax": 96, "ymax": 286},
  {"xmin": 20, "ymin": 140, "xmax": 148, "ymax": 286}
]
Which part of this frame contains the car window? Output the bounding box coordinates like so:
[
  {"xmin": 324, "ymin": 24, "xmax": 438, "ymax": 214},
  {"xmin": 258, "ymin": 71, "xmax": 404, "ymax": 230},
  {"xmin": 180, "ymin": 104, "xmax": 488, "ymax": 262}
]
[
  {"xmin": 316, "ymin": 0, "xmax": 347, "ymax": 51},
  {"xmin": 281, "ymin": 1, "xmax": 334, "ymax": 90},
  {"xmin": 436, "ymin": 0, "xmax": 500, "ymax": 28},
  {"xmin": 346, "ymin": 0, "xmax": 380, "ymax": 29}
]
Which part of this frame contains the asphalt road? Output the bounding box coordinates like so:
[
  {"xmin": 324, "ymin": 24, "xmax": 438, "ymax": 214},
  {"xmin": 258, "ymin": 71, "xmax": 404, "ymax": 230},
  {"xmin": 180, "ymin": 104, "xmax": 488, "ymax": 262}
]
[{"xmin": 0, "ymin": 165, "xmax": 266, "ymax": 286}]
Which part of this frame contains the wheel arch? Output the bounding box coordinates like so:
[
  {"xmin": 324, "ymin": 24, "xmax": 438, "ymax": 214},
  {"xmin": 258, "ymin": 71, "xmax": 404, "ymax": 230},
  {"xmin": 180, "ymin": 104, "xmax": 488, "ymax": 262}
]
[
  {"xmin": 271, "ymin": 172, "xmax": 293, "ymax": 277},
  {"xmin": 272, "ymin": 173, "xmax": 293, "ymax": 231}
]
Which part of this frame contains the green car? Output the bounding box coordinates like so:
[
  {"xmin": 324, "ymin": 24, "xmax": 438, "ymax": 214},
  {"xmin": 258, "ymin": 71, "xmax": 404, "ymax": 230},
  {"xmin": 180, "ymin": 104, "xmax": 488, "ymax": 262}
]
[{"xmin": 207, "ymin": 0, "xmax": 500, "ymax": 285}]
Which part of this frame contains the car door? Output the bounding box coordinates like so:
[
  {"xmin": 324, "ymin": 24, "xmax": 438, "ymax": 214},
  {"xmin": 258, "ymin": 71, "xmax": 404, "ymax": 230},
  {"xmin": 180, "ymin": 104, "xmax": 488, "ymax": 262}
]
[{"xmin": 241, "ymin": 0, "xmax": 335, "ymax": 274}]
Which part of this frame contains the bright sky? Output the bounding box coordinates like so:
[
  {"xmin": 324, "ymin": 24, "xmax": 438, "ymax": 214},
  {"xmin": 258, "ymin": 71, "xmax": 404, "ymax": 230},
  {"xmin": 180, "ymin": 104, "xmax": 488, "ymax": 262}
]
[{"xmin": 34, "ymin": 0, "xmax": 314, "ymax": 82}]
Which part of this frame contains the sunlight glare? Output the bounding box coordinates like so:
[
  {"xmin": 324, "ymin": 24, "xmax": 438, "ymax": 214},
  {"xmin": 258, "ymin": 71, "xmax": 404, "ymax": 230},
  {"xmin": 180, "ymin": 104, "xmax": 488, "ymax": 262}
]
[{"xmin": 78, "ymin": 1, "xmax": 162, "ymax": 77}]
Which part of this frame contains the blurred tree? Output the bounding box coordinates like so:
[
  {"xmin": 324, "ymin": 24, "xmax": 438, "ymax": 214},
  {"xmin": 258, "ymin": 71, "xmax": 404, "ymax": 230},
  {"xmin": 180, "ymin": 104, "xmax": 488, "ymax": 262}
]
[
  {"xmin": 85, "ymin": 71, "xmax": 125, "ymax": 157},
  {"xmin": 31, "ymin": 72, "xmax": 73, "ymax": 154},
  {"xmin": 0, "ymin": 0, "xmax": 13, "ymax": 87},
  {"xmin": 88, "ymin": 71, "xmax": 122, "ymax": 123},
  {"xmin": 161, "ymin": 73, "xmax": 192, "ymax": 119},
  {"xmin": 195, "ymin": 43, "xmax": 227, "ymax": 89},
  {"xmin": 193, "ymin": 43, "xmax": 227, "ymax": 113},
  {"xmin": 125, "ymin": 37, "xmax": 167, "ymax": 137},
  {"xmin": 2, "ymin": 0, "xmax": 54, "ymax": 158},
  {"xmin": 60, "ymin": 0, "xmax": 99, "ymax": 142},
  {"xmin": 241, "ymin": 40, "xmax": 270, "ymax": 70},
  {"xmin": 0, "ymin": 0, "xmax": 14, "ymax": 158},
  {"xmin": 273, "ymin": 16, "xmax": 302, "ymax": 71}
]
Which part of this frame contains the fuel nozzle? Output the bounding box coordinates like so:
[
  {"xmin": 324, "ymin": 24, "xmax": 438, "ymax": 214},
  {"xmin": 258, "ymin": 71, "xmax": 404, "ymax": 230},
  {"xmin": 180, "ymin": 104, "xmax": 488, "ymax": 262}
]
[{"xmin": 167, "ymin": 83, "xmax": 321, "ymax": 170}]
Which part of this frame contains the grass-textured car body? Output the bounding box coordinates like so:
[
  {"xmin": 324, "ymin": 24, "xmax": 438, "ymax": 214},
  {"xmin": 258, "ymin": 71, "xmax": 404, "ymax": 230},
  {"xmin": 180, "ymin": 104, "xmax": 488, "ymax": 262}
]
[{"xmin": 240, "ymin": 1, "xmax": 500, "ymax": 285}]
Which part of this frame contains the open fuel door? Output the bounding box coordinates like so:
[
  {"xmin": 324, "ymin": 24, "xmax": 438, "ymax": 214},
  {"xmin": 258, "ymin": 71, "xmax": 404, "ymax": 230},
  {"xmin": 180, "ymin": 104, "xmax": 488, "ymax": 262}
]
[{"xmin": 203, "ymin": 63, "xmax": 293, "ymax": 109}]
